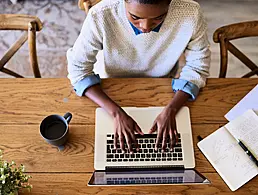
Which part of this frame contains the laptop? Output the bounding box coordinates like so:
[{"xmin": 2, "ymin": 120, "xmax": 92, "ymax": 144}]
[{"xmin": 88, "ymin": 106, "xmax": 210, "ymax": 186}]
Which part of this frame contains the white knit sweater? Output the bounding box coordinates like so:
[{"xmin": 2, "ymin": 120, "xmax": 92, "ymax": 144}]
[{"xmin": 67, "ymin": 0, "xmax": 211, "ymax": 89}]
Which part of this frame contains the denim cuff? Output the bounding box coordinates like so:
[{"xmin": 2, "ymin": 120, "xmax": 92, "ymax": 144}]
[
  {"xmin": 172, "ymin": 79, "xmax": 200, "ymax": 101},
  {"xmin": 73, "ymin": 74, "xmax": 101, "ymax": 96}
]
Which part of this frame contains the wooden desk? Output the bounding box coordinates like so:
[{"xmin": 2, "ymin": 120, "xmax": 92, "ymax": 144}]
[{"xmin": 0, "ymin": 78, "xmax": 257, "ymax": 194}]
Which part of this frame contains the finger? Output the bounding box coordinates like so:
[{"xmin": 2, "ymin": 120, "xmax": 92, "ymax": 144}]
[
  {"xmin": 134, "ymin": 124, "xmax": 142, "ymax": 150},
  {"xmin": 149, "ymin": 122, "xmax": 157, "ymax": 134},
  {"xmin": 119, "ymin": 132, "xmax": 125, "ymax": 153},
  {"xmin": 155, "ymin": 124, "xmax": 162, "ymax": 151},
  {"xmin": 172, "ymin": 119, "xmax": 178, "ymax": 145},
  {"xmin": 134, "ymin": 123, "xmax": 144, "ymax": 135},
  {"xmin": 169, "ymin": 118, "xmax": 177, "ymax": 147},
  {"xmin": 174, "ymin": 129, "xmax": 179, "ymax": 145},
  {"xmin": 130, "ymin": 128, "xmax": 139, "ymax": 150},
  {"xmin": 124, "ymin": 130, "xmax": 133, "ymax": 153},
  {"xmin": 162, "ymin": 127, "xmax": 168, "ymax": 152},
  {"xmin": 169, "ymin": 130, "xmax": 174, "ymax": 151},
  {"xmin": 114, "ymin": 133, "xmax": 118, "ymax": 150}
]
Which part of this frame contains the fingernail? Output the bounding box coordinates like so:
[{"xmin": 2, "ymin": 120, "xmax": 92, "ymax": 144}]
[
  {"xmin": 136, "ymin": 148, "xmax": 139, "ymax": 152},
  {"xmin": 130, "ymin": 151, "xmax": 133, "ymax": 154}
]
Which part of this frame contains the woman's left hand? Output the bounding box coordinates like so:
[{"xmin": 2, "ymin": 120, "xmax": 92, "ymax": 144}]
[{"xmin": 149, "ymin": 106, "xmax": 179, "ymax": 152}]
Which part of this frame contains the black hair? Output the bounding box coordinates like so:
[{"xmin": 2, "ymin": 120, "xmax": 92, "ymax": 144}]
[{"xmin": 125, "ymin": 0, "xmax": 169, "ymax": 4}]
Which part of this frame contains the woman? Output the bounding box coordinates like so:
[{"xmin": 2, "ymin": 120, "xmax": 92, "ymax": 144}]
[{"xmin": 67, "ymin": 0, "xmax": 211, "ymax": 153}]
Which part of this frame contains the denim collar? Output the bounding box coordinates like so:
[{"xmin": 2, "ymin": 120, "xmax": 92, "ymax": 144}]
[{"xmin": 129, "ymin": 21, "xmax": 163, "ymax": 35}]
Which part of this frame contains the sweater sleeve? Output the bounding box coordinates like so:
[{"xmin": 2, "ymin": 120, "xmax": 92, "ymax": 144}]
[
  {"xmin": 178, "ymin": 5, "xmax": 211, "ymax": 91},
  {"xmin": 67, "ymin": 9, "xmax": 103, "ymax": 89}
]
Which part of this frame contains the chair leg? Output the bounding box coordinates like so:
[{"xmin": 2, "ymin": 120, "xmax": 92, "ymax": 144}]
[
  {"xmin": 219, "ymin": 36, "xmax": 228, "ymax": 78},
  {"xmin": 1, "ymin": 67, "xmax": 24, "ymax": 78},
  {"xmin": 28, "ymin": 21, "xmax": 41, "ymax": 78},
  {"xmin": 0, "ymin": 32, "xmax": 28, "ymax": 70},
  {"xmin": 243, "ymin": 68, "xmax": 258, "ymax": 78},
  {"xmin": 228, "ymin": 42, "xmax": 258, "ymax": 75}
]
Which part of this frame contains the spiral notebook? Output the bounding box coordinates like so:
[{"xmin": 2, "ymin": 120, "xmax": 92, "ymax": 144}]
[{"xmin": 198, "ymin": 109, "xmax": 258, "ymax": 191}]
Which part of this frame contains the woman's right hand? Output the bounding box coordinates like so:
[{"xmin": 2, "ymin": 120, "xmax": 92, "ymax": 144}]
[
  {"xmin": 83, "ymin": 85, "xmax": 144, "ymax": 153},
  {"xmin": 113, "ymin": 109, "xmax": 144, "ymax": 153}
]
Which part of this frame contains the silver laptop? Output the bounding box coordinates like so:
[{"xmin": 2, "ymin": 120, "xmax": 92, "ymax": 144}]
[{"xmin": 88, "ymin": 106, "xmax": 210, "ymax": 186}]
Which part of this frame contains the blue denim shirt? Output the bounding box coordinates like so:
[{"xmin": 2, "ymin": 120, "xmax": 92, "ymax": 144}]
[
  {"xmin": 129, "ymin": 21, "xmax": 163, "ymax": 35},
  {"xmin": 73, "ymin": 22, "xmax": 200, "ymax": 101}
]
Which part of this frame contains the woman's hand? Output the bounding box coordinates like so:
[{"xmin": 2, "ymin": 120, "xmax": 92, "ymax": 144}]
[
  {"xmin": 149, "ymin": 90, "xmax": 190, "ymax": 151},
  {"xmin": 84, "ymin": 85, "xmax": 144, "ymax": 153},
  {"xmin": 149, "ymin": 106, "xmax": 178, "ymax": 152},
  {"xmin": 113, "ymin": 109, "xmax": 144, "ymax": 153}
]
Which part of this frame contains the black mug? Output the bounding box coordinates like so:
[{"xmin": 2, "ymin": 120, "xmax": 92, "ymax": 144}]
[{"xmin": 40, "ymin": 112, "xmax": 72, "ymax": 151}]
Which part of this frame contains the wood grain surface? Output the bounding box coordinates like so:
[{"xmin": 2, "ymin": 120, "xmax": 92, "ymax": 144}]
[
  {"xmin": 0, "ymin": 78, "xmax": 257, "ymax": 125},
  {"xmin": 0, "ymin": 124, "xmax": 222, "ymax": 173},
  {"xmin": 0, "ymin": 78, "xmax": 258, "ymax": 194},
  {"xmin": 18, "ymin": 173, "xmax": 258, "ymax": 195}
]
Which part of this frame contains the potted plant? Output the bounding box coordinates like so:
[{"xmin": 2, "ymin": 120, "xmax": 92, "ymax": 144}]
[{"xmin": 0, "ymin": 150, "xmax": 32, "ymax": 195}]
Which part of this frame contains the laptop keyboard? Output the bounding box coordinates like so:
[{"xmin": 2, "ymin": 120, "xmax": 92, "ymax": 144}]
[
  {"xmin": 106, "ymin": 176, "xmax": 183, "ymax": 184},
  {"xmin": 106, "ymin": 134, "xmax": 183, "ymax": 162}
]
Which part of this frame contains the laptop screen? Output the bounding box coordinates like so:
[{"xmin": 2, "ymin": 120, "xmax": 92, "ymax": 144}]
[{"xmin": 88, "ymin": 169, "xmax": 210, "ymax": 186}]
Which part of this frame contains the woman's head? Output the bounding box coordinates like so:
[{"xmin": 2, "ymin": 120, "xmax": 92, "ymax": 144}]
[{"xmin": 125, "ymin": 0, "xmax": 171, "ymax": 33}]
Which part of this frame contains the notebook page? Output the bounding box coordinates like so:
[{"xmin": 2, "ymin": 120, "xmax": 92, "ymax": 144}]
[
  {"xmin": 225, "ymin": 109, "xmax": 258, "ymax": 157},
  {"xmin": 198, "ymin": 126, "xmax": 258, "ymax": 191}
]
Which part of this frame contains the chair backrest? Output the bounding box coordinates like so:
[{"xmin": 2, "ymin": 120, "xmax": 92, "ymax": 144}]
[
  {"xmin": 78, "ymin": 0, "xmax": 102, "ymax": 14},
  {"xmin": 0, "ymin": 14, "xmax": 43, "ymax": 78},
  {"xmin": 213, "ymin": 21, "xmax": 258, "ymax": 78}
]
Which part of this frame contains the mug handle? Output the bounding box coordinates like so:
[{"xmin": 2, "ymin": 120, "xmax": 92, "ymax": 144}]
[{"xmin": 64, "ymin": 112, "xmax": 72, "ymax": 124}]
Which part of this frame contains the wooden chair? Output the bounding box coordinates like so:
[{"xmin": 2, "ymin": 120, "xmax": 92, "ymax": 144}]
[
  {"xmin": 78, "ymin": 0, "xmax": 102, "ymax": 14},
  {"xmin": 0, "ymin": 14, "xmax": 42, "ymax": 78},
  {"xmin": 213, "ymin": 21, "xmax": 258, "ymax": 78}
]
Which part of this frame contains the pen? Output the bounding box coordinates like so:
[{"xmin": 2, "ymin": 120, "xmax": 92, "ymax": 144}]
[{"xmin": 237, "ymin": 138, "xmax": 258, "ymax": 167}]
